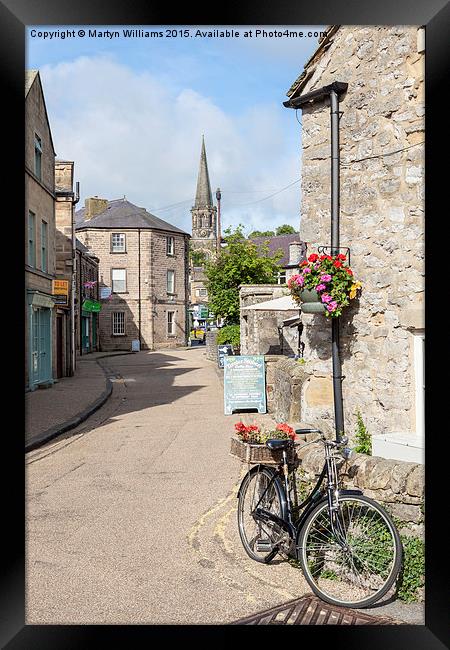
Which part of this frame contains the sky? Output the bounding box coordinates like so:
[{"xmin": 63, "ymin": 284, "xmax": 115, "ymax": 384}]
[{"xmin": 26, "ymin": 25, "xmax": 326, "ymax": 235}]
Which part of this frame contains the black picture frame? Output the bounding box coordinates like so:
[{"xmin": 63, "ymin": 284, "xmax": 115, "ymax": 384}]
[{"xmin": 4, "ymin": 0, "xmax": 448, "ymax": 646}]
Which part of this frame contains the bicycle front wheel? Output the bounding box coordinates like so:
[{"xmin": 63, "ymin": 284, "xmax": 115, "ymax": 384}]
[
  {"xmin": 298, "ymin": 494, "xmax": 403, "ymax": 608},
  {"xmin": 237, "ymin": 466, "xmax": 286, "ymax": 563}
]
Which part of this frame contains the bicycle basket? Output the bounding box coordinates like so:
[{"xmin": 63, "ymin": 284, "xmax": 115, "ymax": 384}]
[{"xmin": 229, "ymin": 436, "xmax": 297, "ymax": 465}]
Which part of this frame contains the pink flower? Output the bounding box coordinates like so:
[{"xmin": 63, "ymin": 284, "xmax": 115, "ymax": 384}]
[
  {"xmin": 296, "ymin": 275, "xmax": 305, "ymax": 286},
  {"xmin": 315, "ymin": 283, "xmax": 326, "ymax": 292},
  {"xmin": 326, "ymin": 301, "xmax": 338, "ymax": 312},
  {"xmin": 320, "ymin": 274, "xmax": 332, "ymax": 282},
  {"xmin": 321, "ymin": 293, "xmax": 332, "ymax": 303},
  {"xmin": 303, "ymin": 267, "xmax": 311, "ymax": 273}
]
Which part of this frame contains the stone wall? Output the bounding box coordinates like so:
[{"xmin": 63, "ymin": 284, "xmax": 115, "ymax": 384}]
[
  {"xmin": 295, "ymin": 436, "xmax": 424, "ymax": 542},
  {"xmin": 290, "ymin": 26, "xmax": 424, "ymax": 442}
]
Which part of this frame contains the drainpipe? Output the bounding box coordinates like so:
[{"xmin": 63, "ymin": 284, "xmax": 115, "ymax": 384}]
[
  {"xmin": 138, "ymin": 228, "xmax": 141, "ymax": 349},
  {"xmin": 284, "ymin": 81, "xmax": 347, "ymax": 442},
  {"xmin": 71, "ymin": 181, "xmax": 79, "ymax": 374}
]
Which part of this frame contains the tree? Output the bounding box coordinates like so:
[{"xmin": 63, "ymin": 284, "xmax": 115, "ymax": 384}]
[
  {"xmin": 248, "ymin": 229, "xmax": 275, "ymax": 238},
  {"xmin": 204, "ymin": 226, "xmax": 283, "ymax": 324},
  {"xmin": 189, "ymin": 247, "xmax": 207, "ymax": 267},
  {"xmin": 275, "ymin": 224, "xmax": 297, "ymax": 235}
]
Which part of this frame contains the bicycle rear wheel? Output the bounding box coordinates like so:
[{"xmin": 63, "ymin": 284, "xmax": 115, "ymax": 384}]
[
  {"xmin": 297, "ymin": 494, "xmax": 403, "ymax": 608},
  {"xmin": 237, "ymin": 466, "xmax": 286, "ymax": 563}
]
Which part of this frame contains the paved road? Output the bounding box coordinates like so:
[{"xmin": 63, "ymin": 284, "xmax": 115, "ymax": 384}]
[
  {"xmin": 25, "ymin": 347, "xmax": 423, "ymax": 625},
  {"xmin": 25, "ymin": 348, "xmax": 312, "ymax": 624}
]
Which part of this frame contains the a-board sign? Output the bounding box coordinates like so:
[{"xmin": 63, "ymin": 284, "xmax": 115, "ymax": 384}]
[
  {"xmin": 223, "ymin": 355, "xmax": 266, "ymax": 415},
  {"xmin": 218, "ymin": 344, "xmax": 233, "ymax": 368}
]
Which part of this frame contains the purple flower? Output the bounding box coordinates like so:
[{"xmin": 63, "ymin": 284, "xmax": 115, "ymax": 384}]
[
  {"xmin": 303, "ymin": 267, "xmax": 311, "ymax": 274},
  {"xmin": 296, "ymin": 275, "xmax": 305, "ymax": 286},
  {"xmin": 320, "ymin": 274, "xmax": 332, "ymax": 282},
  {"xmin": 315, "ymin": 283, "xmax": 326, "ymax": 292},
  {"xmin": 321, "ymin": 293, "xmax": 332, "ymax": 303}
]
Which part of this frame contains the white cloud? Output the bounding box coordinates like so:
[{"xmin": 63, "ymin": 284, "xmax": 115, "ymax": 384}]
[{"xmin": 40, "ymin": 55, "xmax": 302, "ymax": 235}]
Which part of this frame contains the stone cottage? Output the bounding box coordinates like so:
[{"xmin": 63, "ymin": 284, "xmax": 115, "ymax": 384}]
[
  {"xmin": 75, "ymin": 197, "xmax": 190, "ymax": 351},
  {"xmin": 25, "ymin": 70, "xmax": 57, "ymax": 390},
  {"xmin": 282, "ymin": 25, "xmax": 425, "ymax": 463}
]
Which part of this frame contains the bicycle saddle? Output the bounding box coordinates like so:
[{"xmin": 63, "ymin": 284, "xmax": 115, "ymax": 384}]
[{"xmin": 265, "ymin": 439, "xmax": 292, "ymax": 450}]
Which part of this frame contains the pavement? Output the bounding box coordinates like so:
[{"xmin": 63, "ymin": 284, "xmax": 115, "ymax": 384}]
[
  {"xmin": 24, "ymin": 347, "xmax": 424, "ymax": 626},
  {"xmin": 25, "ymin": 351, "xmax": 135, "ymax": 452}
]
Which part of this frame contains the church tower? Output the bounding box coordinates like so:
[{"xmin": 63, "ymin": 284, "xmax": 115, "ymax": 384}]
[{"xmin": 190, "ymin": 136, "xmax": 217, "ymax": 259}]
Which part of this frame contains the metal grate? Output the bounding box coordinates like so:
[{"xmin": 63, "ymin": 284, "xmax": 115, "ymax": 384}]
[{"xmin": 230, "ymin": 595, "xmax": 404, "ymax": 625}]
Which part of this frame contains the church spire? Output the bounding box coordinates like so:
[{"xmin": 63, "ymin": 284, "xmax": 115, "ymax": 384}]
[{"xmin": 194, "ymin": 135, "xmax": 213, "ymax": 208}]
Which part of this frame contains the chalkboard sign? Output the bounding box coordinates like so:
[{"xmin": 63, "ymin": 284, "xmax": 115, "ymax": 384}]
[
  {"xmin": 218, "ymin": 344, "xmax": 233, "ymax": 368},
  {"xmin": 223, "ymin": 355, "xmax": 266, "ymax": 415}
]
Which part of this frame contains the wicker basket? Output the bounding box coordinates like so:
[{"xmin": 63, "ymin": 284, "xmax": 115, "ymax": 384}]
[{"xmin": 229, "ymin": 436, "xmax": 297, "ymax": 465}]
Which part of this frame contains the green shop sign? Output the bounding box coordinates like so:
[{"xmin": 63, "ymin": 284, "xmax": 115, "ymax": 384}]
[{"xmin": 82, "ymin": 299, "xmax": 101, "ymax": 312}]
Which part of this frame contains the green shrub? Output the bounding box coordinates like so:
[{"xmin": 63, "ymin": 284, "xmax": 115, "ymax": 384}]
[
  {"xmin": 353, "ymin": 409, "xmax": 372, "ymax": 455},
  {"xmin": 217, "ymin": 324, "xmax": 240, "ymax": 347}
]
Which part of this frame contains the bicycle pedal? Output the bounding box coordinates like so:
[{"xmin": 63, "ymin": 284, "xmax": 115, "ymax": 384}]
[{"xmin": 255, "ymin": 540, "xmax": 273, "ymax": 552}]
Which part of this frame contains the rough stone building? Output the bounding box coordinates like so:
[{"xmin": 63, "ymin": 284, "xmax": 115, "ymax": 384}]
[
  {"xmin": 54, "ymin": 161, "xmax": 77, "ymax": 377},
  {"xmin": 75, "ymin": 238, "xmax": 100, "ymax": 356},
  {"xmin": 283, "ymin": 26, "xmax": 425, "ymax": 462},
  {"xmin": 240, "ymin": 284, "xmax": 301, "ymax": 357},
  {"xmin": 25, "ymin": 70, "xmax": 57, "ymax": 390},
  {"xmin": 75, "ymin": 197, "xmax": 190, "ymax": 351}
]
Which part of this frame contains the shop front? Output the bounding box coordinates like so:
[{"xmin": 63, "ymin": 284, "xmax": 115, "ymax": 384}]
[
  {"xmin": 27, "ymin": 290, "xmax": 54, "ymax": 390},
  {"xmin": 81, "ymin": 298, "xmax": 101, "ymax": 354}
]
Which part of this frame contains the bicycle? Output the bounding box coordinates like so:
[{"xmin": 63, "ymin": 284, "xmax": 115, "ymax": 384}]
[{"xmin": 236, "ymin": 428, "xmax": 403, "ymax": 608}]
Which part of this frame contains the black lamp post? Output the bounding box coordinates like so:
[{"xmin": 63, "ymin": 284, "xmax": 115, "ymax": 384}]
[{"xmin": 284, "ymin": 81, "xmax": 348, "ymax": 442}]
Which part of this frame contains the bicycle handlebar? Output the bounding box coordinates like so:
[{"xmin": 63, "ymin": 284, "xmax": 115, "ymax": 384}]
[{"xmin": 295, "ymin": 428, "xmax": 349, "ymax": 448}]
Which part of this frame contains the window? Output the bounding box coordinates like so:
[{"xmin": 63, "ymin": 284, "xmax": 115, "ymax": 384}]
[
  {"xmin": 34, "ymin": 134, "xmax": 42, "ymax": 180},
  {"xmin": 112, "ymin": 268, "xmax": 127, "ymax": 293},
  {"xmin": 41, "ymin": 220, "xmax": 48, "ymax": 273},
  {"xmin": 167, "ymin": 270, "xmax": 175, "ymax": 294},
  {"xmin": 167, "ymin": 311, "xmax": 175, "ymax": 336},
  {"xmin": 166, "ymin": 236, "xmax": 175, "ymax": 256},
  {"xmin": 197, "ymin": 288, "xmax": 208, "ymax": 297},
  {"xmin": 111, "ymin": 233, "xmax": 126, "ymax": 253},
  {"xmin": 276, "ymin": 270, "xmax": 286, "ymax": 285},
  {"xmin": 112, "ymin": 311, "xmax": 125, "ymax": 336},
  {"xmin": 28, "ymin": 211, "xmax": 35, "ymax": 267}
]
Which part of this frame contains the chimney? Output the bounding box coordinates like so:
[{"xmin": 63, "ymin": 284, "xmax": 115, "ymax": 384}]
[
  {"xmin": 84, "ymin": 196, "xmax": 108, "ymax": 220},
  {"xmin": 289, "ymin": 241, "xmax": 303, "ymax": 265}
]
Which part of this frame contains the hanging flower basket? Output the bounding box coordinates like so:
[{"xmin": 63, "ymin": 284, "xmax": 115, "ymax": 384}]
[
  {"xmin": 298, "ymin": 289, "xmax": 326, "ymax": 313},
  {"xmin": 288, "ymin": 252, "xmax": 362, "ymax": 318}
]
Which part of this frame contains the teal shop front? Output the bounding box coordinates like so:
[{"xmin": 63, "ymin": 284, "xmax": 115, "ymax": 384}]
[
  {"xmin": 27, "ymin": 291, "xmax": 54, "ymax": 389},
  {"xmin": 81, "ymin": 299, "xmax": 101, "ymax": 354}
]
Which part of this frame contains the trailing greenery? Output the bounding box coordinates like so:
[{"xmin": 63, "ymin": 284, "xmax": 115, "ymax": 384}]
[
  {"xmin": 216, "ymin": 324, "xmax": 240, "ymax": 347},
  {"xmin": 353, "ymin": 409, "xmax": 372, "ymax": 455},
  {"xmin": 204, "ymin": 225, "xmax": 283, "ymax": 324},
  {"xmin": 397, "ymin": 536, "xmax": 425, "ymax": 602}
]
